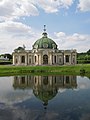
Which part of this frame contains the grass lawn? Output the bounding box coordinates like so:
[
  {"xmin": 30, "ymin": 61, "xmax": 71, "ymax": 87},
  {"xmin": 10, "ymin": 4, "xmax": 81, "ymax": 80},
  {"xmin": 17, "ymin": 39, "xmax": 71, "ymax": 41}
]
[{"xmin": 0, "ymin": 64, "xmax": 90, "ymax": 77}]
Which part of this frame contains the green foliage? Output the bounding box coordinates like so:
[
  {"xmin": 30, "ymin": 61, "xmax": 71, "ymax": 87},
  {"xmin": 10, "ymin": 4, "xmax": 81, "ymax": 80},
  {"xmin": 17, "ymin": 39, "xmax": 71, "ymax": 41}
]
[
  {"xmin": 77, "ymin": 49, "xmax": 90, "ymax": 64},
  {"xmin": 0, "ymin": 53, "xmax": 12, "ymax": 60},
  {"xmin": 0, "ymin": 64, "xmax": 90, "ymax": 77},
  {"xmin": 0, "ymin": 53, "xmax": 12, "ymax": 65},
  {"xmin": 87, "ymin": 49, "xmax": 90, "ymax": 55},
  {"xmin": 0, "ymin": 61, "xmax": 12, "ymax": 65},
  {"xmin": 80, "ymin": 68, "xmax": 85, "ymax": 74}
]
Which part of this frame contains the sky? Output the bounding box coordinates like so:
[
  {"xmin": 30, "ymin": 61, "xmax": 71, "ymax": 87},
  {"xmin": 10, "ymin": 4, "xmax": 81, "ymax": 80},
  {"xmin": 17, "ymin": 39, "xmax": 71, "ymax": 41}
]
[{"xmin": 0, "ymin": 0, "xmax": 90, "ymax": 54}]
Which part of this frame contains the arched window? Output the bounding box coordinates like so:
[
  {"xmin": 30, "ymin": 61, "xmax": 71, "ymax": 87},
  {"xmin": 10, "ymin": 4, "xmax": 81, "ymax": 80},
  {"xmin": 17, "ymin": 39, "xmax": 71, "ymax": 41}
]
[
  {"xmin": 43, "ymin": 76, "xmax": 48, "ymax": 85},
  {"xmin": 15, "ymin": 56, "xmax": 18, "ymax": 64},
  {"xmin": 73, "ymin": 58, "xmax": 75, "ymax": 63},
  {"xmin": 43, "ymin": 55, "xmax": 48, "ymax": 64},
  {"xmin": 34, "ymin": 77, "xmax": 37, "ymax": 84},
  {"xmin": 66, "ymin": 76, "xmax": 70, "ymax": 83},
  {"xmin": 73, "ymin": 56, "xmax": 75, "ymax": 64},
  {"xmin": 21, "ymin": 77, "xmax": 25, "ymax": 84},
  {"xmin": 21, "ymin": 56, "xmax": 25, "ymax": 63},
  {"xmin": 54, "ymin": 76, "xmax": 56, "ymax": 83},
  {"xmin": 29, "ymin": 58, "xmax": 31, "ymax": 64},
  {"xmin": 66, "ymin": 55, "xmax": 69, "ymax": 62},
  {"xmin": 35, "ymin": 56, "xmax": 37, "ymax": 63},
  {"xmin": 15, "ymin": 58, "xmax": 18, "ymax": 64},
  {"xmin": 54, "ymin": 56, "xmax": 56, "ymax": 63}
]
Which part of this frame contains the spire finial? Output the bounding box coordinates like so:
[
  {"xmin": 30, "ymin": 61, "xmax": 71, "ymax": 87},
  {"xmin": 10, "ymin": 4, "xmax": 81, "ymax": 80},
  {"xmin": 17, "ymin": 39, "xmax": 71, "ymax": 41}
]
[
  {"xmin": 44, "ymin": 25, "xmax": 46, "ymax": 32},
  {"xmin": 42, "ymin": 25, "xmax": 47, "ymax": 37}
]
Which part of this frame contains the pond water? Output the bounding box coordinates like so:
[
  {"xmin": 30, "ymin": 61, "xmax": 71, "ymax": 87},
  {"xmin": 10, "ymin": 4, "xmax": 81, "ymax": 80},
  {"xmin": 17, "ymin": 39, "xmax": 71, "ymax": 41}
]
[{"xmin": 0, "ymin": 75, "xmax": 90, "ymax": 120}]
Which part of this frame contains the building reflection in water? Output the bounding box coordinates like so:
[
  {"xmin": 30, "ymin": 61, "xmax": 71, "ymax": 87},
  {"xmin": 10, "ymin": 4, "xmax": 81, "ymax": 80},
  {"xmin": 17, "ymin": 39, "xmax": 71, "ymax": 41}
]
[{"xmin": 13, "ymin": 75, "xmax": 77, "ymax": 108}]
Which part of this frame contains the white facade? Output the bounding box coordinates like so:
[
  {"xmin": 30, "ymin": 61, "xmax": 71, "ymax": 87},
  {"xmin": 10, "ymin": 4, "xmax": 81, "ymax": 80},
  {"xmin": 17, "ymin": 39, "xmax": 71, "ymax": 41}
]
[{"xmin": 13, "ymin": 49, "xmax": 77, "ymax": 66}]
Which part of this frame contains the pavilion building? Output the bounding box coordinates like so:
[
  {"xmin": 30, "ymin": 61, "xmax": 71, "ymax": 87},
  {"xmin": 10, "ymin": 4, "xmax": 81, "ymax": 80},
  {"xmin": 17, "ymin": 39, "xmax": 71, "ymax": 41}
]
[{"xmin": 12, "ymin": 26, "xmax": 77, "ymax": 66}]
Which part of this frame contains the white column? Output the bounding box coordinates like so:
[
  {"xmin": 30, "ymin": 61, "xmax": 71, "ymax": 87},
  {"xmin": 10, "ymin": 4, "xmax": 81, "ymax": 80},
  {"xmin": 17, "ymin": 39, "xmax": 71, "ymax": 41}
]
[
  {"xmin": 69, "ymin": 55, "xmax": 71, "ymax": 64},
  {"xmin": 25, "ymin": 55, "xmax": 27, "ymax": 65},
  {"xmin": 52, "ymin": 55, "xmax": 53, "ymax": 64},
  {"xmin": 49, "ymin": 76, "xmax": 52, "ymax": 85},
  {"xmin": 41, "ymin": 54, "xmax": 43, "ymax": 65},
  {"xmin": 49, "ymin": 54, "xmax": 52, "ymax": 65},
  {"xmin": 18, "ymin": 55, "xmax": 21, "ymax": 65},
  {"xmin": 53, "ymin": 55, "xmax": 54, "ymax": 64},
  {"xmin": 39, "ymin": 76, "xmax": 42, "ymax": 85},
  {"xmin": 64, "ymin": 55, "xmax": 66, "ymax": 64},
  {"xmin": 75, "ymin": 53, "xmax": 77, "ymax": 64},
  {"xmin": 39, "ymin": 54, "xmax": 42, "ymax": 65},
  {"xmin": 13, "ymin": 54, "xmax": 15, "ymax": 65}
]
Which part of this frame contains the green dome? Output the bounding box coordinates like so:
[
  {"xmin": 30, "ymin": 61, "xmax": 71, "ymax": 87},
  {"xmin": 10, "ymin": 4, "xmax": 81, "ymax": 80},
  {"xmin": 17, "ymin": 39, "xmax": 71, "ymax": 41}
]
[
  {"xmin": 33, "ymin": 87, "xmax": 57, "ymax": 107},
  {"xmin": 33, "ymin": 32, "xmax": 57, "ymax": 49}
]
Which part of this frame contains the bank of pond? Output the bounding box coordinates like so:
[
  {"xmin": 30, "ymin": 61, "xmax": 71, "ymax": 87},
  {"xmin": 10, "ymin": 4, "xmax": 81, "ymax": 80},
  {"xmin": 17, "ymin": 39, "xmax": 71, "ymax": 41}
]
[{"xmin": 0, "ymin": 64, "xmax": 90, "ymax": 77}]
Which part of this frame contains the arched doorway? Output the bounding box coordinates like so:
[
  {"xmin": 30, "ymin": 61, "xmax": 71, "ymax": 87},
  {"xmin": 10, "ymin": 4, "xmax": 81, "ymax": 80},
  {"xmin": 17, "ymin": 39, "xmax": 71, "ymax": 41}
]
[
  {"xmin": 65, "ymin": 55, "xmax": 69, "ymax": 62},
  {"xmin": 43, "ymin": 76, "xmax": 48, "ymax": 85},
  {"xmin": 43, "ymin": 55, "xmax": 48, "ymax": 64},
  {"xmin": 21, "ymin": 56, "xmax": 25, "ymax": 63}
]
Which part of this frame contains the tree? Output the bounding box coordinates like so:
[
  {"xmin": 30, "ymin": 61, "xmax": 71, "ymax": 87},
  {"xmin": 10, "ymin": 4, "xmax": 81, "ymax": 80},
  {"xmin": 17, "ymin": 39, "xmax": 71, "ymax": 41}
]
[
  {"xmin": 87, "ymin": 49, "xmax": 90, "ymax": 55},
  {"xmin": 0, "ymin": 54, "xmax": 12, "ymax": 60}
]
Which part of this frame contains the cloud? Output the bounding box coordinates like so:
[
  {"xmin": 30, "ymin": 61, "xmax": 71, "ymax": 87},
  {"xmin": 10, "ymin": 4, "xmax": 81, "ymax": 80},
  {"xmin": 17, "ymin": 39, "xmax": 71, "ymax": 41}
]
[
  {"xmin": 0, "ymin": 90, "xmax": 33, "ymax": 105},
  {"xmin": 0, "ymin": 0, "xmax": 74, "ymax": 21},
  {"xmin": 0, "ymin": 0, "xmax": 39, "ymax": 21},
  {"xmin": 0, "ymin": 21, "xmax": 40, "ymax": 54},
  {"xmin": 36, "ymin": 0, "xmax": 74, "ymax": 13},
  {"xmin": 58, "ymin": 88, "xmax": 66, "ymax": 93},
  {"xmin": 36, "ymin": 0, "xmax": 58, "ymax": 13},
  {"xmin": 0, "ymin": 20, "xmax": 89, "ymax": 54},
  {"xmin": 0, "ymin": 76, "xmax": 33, "ymax": 105},
  {"xmin": 54, "ymin": 32, "xmax": 90, "ymax": 52},
  {"xmin": 54, "ymin": 32, "xmax": 66, "ymax": 37},
  {"xmin": 77, "ymin": 76, "xmax": 90, "ymax": 90},
  {"xmin": 77, "ymin": 0, "xmax": 90, "ymax": 12},
  {"xmin": 1, "ymin": 0, "xmax": 90, "ymax": 22}
]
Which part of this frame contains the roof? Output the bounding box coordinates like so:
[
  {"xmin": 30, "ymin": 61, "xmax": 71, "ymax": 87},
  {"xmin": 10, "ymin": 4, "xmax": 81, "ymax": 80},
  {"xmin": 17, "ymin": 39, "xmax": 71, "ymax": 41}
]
[
  {"xmin": 14, "ymin": 47, "xmax": 25, "ymax": 52},
  {"xmin": 33, "ymin": 32, "xmax": 57, "ymax": 49}
]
